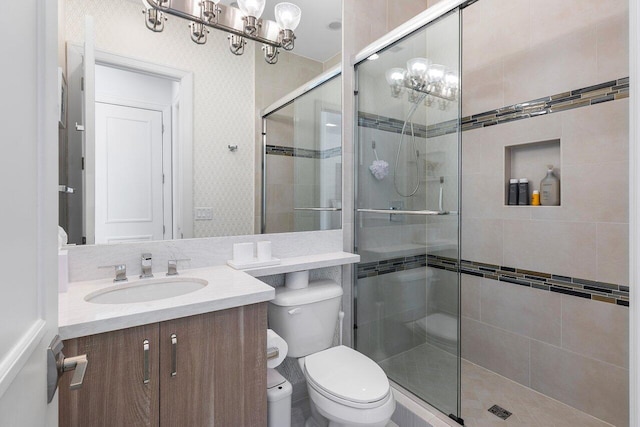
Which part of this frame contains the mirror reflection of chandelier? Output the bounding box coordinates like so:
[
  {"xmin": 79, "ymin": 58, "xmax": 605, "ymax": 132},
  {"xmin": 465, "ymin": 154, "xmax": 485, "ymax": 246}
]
[
  {"xmin": 385, "ymin": 57, "xmax": 459, "ymax": 109},
  {"xmin": 142, "ymin": 0, "xmax": 301, "ymax": 64}
]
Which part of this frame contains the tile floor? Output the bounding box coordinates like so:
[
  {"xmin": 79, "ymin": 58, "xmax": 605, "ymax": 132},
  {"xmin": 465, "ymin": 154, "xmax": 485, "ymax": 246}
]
[
  {"xmin": 379, "ymin": 343, "xmax": 614, "ymax": 427},
  {"xmin": 461, "ymin": 359, "xmax": 613, "ymax": 427},
  {"xmin": 379, "ymin": 342, "xmax": 459, "ymax": 417}
]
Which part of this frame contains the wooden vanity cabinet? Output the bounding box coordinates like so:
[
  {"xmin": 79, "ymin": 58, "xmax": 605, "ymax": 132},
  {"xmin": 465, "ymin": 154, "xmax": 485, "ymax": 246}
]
[{"xmin": 59, "ymin": 303, "xmax": 267, "ymax": 427}]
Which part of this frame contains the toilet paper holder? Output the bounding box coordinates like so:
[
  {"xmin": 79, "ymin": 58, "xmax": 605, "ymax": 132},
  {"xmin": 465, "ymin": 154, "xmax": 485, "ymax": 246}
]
[{"xmin": 267, "ymin": 347, "xmax": 279, "ymax": 360}]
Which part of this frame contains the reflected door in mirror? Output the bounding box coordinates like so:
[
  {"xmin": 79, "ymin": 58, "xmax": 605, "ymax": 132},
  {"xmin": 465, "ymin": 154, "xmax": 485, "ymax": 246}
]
[{"xmin": 95, "ymin": 103, "xmax": 171, "ymax": 243}]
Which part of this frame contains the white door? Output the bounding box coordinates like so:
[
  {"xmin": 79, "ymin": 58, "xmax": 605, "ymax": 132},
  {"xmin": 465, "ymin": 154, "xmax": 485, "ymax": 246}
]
[
  {"xmin": 0, "ymin": 0, "xmax": 59, "ymax": 425},
  {"xmin": 94, "ymin": 103, "xmax": 166, "ymax": 243}
]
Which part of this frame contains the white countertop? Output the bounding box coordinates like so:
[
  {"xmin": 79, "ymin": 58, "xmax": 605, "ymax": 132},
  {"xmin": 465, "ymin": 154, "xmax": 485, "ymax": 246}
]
[
  {"xmin": 59, "ymin": 252, "xmax": 360, "ymax": 340},
  {"xmin": 59, "ymin": 265, "xmax": 274, "ymax": 340}
]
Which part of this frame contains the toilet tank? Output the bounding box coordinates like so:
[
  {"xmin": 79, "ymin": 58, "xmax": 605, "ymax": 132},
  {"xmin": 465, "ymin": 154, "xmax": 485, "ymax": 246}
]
[{"xmin": 268, "ymin": 280, "xmax": 343, "ymax": 358}]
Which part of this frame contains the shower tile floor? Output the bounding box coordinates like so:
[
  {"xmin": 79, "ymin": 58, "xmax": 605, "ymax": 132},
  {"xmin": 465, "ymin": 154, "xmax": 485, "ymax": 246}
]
[{"xmin": 379, "ymin": 343, "xmax": 613, "ymax": 427}]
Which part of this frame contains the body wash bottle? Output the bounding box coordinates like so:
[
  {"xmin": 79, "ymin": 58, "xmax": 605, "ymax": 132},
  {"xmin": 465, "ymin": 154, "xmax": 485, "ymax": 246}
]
[{"xmin": 540, "ymin": 165, "xmax": 560, "ymax": 206}]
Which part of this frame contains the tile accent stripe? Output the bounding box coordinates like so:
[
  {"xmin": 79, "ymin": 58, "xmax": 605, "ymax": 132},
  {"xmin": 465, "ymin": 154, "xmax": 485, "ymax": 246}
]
[
  {"xmin": 266, "ymin": 144, "xmax": 341, "ymax": 159},
  {"xmin": 357, "ymin": 77, "xmax": 629, "ymax": 138},
  {"xmin": 357, "ymin": 254, "xmax": 629, "ymax": 307},
  {"xmin": 358, "ymin": 111, "xmax": 429, "ymax": 138}
]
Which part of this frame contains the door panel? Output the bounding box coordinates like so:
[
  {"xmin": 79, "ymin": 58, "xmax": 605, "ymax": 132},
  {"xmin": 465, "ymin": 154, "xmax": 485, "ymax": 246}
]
[
  {"xmin": 0, "ymin": 0, "xmax": 59, "ymax": 425},
  {"xmin": 94, "ymin": 103, "xmax": 164, "ymax": 244},
  {"xmin": 59, "ymin": 325, "xmax": 160, "ymax": 427}
]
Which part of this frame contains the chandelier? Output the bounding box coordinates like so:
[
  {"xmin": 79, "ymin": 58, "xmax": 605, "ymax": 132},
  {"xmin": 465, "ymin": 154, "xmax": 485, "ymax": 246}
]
[
  {"xmin": 142, "ymin": 0, "xmax": 302, "ymax": 64},
  {"xmin": 385, "ymin": 57, "xmax": 459, "ymax": 109}
]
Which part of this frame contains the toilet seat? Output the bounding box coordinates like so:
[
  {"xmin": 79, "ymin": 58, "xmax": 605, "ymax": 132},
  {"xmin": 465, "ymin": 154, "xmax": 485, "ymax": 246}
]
[{"xmin": 303, "ymin": 346, "xmax": 391, "ymax": 409}]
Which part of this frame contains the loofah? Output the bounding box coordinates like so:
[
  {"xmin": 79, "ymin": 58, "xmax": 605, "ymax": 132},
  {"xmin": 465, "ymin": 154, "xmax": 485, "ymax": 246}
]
[{"xmin": 369, "ymin": 160, "xmax": 389, "ymax": 180}]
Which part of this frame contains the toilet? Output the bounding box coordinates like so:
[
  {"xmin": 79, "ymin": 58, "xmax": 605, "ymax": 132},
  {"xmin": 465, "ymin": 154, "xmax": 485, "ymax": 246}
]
[{"xmin": 269, "ymin": 278, "xmax": 395, "ymax": 427}]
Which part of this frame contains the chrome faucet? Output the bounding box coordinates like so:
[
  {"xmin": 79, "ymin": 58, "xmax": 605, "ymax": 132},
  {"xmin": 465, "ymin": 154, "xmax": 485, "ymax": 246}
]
[
  {"xmin": 99, "ymin": 264, "xmax": 128, "ymax": 283},
  {"xmin": 140, "ymin": 253, "xmax": 154, "ymax": 278},
  {"xmin": 167, "ymin": 258, "xmax": 191, "ymax": 276}
]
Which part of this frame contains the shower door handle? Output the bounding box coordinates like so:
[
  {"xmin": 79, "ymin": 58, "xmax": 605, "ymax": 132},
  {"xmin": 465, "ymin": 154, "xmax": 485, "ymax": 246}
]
[
  {"xmin": 357, "ymin": 208, "xmax": 454, "ymax": 216},
  {"xmin": 294, "ymin": 207, "xmax": 342, "ymax": 211}
]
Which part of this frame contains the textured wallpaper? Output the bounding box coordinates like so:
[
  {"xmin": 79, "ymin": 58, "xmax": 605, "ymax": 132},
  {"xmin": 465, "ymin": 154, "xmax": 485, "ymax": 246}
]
[{"xmin": 65, "ymin": 0, "xmax": 256, "ymax": 237}]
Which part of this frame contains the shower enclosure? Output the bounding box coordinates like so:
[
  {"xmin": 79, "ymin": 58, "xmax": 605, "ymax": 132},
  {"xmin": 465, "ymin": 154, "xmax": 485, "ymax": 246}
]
[
  {"xmin": 354, "ymin": 10, "xmax": 462, "ymax": 420},
  {"xmin": 262, "ymin": 73, "xmax": 342, "ymax": 234}
]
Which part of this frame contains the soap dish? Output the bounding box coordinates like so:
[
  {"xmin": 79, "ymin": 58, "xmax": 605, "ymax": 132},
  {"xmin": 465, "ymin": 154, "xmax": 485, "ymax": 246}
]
[{"xmin": 227, "ymin": 258, "xmax": 281, "ymax": 270}]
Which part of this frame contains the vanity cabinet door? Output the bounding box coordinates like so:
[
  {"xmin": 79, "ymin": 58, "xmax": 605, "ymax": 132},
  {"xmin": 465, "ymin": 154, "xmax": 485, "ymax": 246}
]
[
  {"xmin": 159, "ymin": 303, "xmax": 267, "ymax": 427},
  {"xmin": 59, "ymin": 324, "xmax": 160, "ymax": 427}
]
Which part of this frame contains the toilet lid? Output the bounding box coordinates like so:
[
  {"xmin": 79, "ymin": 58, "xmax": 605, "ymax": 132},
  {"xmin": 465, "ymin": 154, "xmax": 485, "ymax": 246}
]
[{"xmin": 304, "ymin": 346, "xmax": 389, "ymax": 404}]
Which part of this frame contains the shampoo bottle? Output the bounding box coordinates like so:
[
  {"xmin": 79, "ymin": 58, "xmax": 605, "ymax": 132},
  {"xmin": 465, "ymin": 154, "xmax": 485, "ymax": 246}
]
[
  {"xmin": 518, "ymin": 178, "xmax": 529, "ymax": 205},
  {"xmin": 540, "ymin": 165, "xmax": 560, "ymax": 206},
  {"xmin": 508, "ymin": 179, "xmax": 518, "ymax": 205}
]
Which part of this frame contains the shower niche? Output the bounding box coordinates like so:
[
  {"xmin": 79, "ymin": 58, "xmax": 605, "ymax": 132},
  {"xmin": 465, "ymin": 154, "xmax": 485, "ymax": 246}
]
[{"xmin": 504, "ymin": 139, "xmax": 561, "ymax": 206}]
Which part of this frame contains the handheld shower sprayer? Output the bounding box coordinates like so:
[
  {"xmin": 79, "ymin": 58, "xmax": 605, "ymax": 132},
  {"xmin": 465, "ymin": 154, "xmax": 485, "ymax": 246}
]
[{"xmin": 393, "ymin": 93, "xmax": 427, "ymax": 197}]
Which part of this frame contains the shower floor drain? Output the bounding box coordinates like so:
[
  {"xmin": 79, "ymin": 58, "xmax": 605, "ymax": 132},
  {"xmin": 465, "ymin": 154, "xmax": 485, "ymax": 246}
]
[{"xmin": 488, "ymin": 404, "xmax": 512, "ymax": 420}]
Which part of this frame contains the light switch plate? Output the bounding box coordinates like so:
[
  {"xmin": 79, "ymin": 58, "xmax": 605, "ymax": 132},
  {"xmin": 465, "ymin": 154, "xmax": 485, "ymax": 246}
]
[{"xmin": 195, "ymin": 207, "xmax": 213, "ymax": 220}]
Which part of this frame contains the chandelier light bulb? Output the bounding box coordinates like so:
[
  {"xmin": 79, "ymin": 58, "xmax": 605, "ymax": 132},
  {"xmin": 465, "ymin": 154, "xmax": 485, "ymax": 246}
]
[
  {"xmin": 238, "ymin": 0, "xmax": 266, "ymax": 18},
  {"xmin": 445, "ymin": 70, "xmax": 459, "ymax": 89},
  {"xmin": 385, "ymin": 68, "xmax": 406, "ymax": 86},
  {"xmin": 386, "ymin": 68, "xmax": 406, "ymax": 98},
  {"xmin": 275, "ymin": 3, "xmax": 301, "ymax": 31},
  {"xmin": 406, "ymin": 57, "xmax": 431, "ymax": 80},
  {"xmin": 427, "ymin": 64, "xmax": 446, "ymax": 84}
]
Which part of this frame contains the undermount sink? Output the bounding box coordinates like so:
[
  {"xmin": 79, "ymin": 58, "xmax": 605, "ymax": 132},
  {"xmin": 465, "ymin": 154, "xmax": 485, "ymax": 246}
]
[{"xmin": 85, "ymin": 277, "xmax": 208, "ymax": 304}]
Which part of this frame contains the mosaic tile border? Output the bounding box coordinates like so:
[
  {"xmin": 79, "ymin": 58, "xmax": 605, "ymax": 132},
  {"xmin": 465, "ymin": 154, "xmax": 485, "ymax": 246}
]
[
  {"xmin": 358, "ymin": 77, "xmax": 629, "ymax": 139},
  {"xmin": 357, "ymin": 254, "xmax": 629, "ymax": 307},
  {"xmin": 461, "ymin": 77, "xmax": 629, "ymax": 132},
  {"xmin": 358, "ymin": 111, "xmax": 429, "ymax": 138},
  {"xmin": 266, "ymin": 144, "xmax": 341, "ymax": 159}
]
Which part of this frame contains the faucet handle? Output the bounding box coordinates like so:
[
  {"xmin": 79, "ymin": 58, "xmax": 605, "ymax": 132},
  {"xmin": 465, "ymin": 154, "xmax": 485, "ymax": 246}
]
[
  {"xmin": 98, "ymin": 264, "xmax": 128, "ymax": 282},
  {"xmin": 140, "ymin": 253, "xmax": 154, "ymax": 279},
  {"xmin": 167, "ymin": 258, "xmax": 191, "ymax": 276}
]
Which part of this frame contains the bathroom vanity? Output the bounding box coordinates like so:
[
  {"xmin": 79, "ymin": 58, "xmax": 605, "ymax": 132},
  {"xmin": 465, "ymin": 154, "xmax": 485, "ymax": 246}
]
[
  {"xmin": 57, "ymin": 252, "xmax": 359, "ymax": 426},
  {"xmin": 60, "ymin": 304, "xmax": 266, "ymax": 426},
  {"xmin": 57, "ymin": 265, "xmax": 275, "ymax": 427}
]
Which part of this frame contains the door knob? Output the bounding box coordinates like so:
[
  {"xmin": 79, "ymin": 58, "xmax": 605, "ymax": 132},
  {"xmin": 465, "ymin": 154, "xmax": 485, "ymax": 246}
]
[
  {"xmin": 47, "ymin": 335, "xmax": 89, "ymax": 403},
  {"xmin": 62, "ymin": 354, "xmax": 89, "ymax": 390}
]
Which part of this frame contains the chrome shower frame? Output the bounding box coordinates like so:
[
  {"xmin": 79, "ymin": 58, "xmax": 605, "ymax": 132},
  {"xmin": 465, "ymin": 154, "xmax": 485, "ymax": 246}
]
[{"xmin": 351, "ymin": 0, "xmax": 473, "ymax": 422}]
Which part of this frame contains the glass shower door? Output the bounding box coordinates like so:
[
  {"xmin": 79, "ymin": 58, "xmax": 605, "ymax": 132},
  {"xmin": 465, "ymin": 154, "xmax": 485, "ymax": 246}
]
[
  {"xmin": 354, "ymin": 10, "xmax": 461, "ymax": 419},
  {"xmin": 262, "ymin": 75, "xmax": 342, "ymax": 233}
]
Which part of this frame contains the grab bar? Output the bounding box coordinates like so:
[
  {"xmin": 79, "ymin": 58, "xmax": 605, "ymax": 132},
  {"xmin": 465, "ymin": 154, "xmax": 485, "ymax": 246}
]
[
  {"xmin": 294, "ymin": 207, "xmax": 342, "ymax": 211},
  {"xmin": 357, "ymin": 208, "xmax": 455, "ymax": 216}
]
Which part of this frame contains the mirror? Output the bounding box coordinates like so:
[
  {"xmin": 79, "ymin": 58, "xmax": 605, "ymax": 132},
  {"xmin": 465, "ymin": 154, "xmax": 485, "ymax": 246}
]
[{"xmin": 58, "ymin": 0, "xmax": 342, "ymax": 245}]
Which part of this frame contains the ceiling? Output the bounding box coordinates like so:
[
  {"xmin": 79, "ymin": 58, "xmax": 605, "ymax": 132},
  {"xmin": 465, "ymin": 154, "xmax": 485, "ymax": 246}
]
[{"xmin": 220, "ymin": 0, "xmax": 342, "ymax": 63}]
